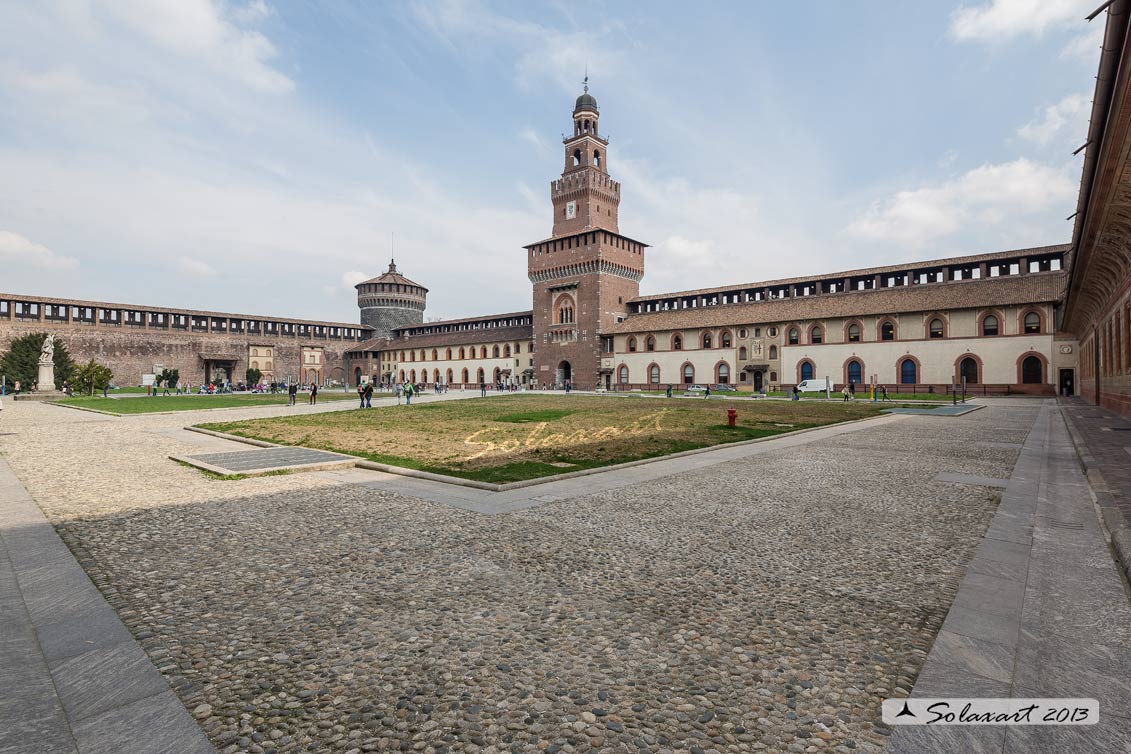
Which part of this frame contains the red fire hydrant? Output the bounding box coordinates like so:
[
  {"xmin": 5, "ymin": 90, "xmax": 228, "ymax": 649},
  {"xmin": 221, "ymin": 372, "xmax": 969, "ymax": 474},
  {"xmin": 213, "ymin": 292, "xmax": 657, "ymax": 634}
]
[{"xmin": 727, "ymin": 408, "xmax": 737, "ymax": 427}]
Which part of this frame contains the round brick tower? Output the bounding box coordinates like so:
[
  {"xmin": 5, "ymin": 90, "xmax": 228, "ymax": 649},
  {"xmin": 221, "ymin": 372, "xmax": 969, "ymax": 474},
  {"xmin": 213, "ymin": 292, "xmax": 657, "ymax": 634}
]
[{"xmin": 356, "ymin": 259, "xmax": 427, "ymax": 338}]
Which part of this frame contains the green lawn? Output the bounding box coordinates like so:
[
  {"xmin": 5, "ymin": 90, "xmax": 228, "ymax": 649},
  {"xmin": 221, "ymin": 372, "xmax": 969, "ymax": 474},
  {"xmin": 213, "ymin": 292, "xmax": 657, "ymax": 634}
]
[
  {"xmin": 55, "ymin": 392, "xmax": 356, "ymax": 415},
  {"xmin": 200, "ymin": 394, "xmax": 887, "ymax": 483}
]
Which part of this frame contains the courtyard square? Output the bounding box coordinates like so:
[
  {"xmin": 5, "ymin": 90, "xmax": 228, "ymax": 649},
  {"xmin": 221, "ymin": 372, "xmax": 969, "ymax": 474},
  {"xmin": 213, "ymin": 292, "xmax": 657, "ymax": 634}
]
[{"xmin": 0, "ymin": 397, "xmax": 1033, "ymax": 753}]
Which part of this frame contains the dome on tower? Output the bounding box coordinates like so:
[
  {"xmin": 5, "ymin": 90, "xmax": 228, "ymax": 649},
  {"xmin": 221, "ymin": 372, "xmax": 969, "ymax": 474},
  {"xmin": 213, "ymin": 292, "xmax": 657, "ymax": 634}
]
[
  {"xmin": 356, "ymin": 259, "xmax": 428, "ymax": 291},
  {"xmin": 574, "ymin": 91, "xmax": 598, "ymax": 114}
]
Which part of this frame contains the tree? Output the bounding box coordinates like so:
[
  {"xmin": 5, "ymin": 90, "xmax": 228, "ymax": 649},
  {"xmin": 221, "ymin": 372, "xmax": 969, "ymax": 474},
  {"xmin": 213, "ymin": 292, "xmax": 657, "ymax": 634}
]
[
  {"xmin": 72, "ymin": 359, "xmax": 114, "ymax": 396},
  {"xmin": 0, "ymin": 332, "xmax": 74, "ymax": 391},
  {"xmin": 156, "ymin": 368, "xmax": 179, "ymax": 389},
  {"xmin": 246, "ymin": 367, "xmax": 262, "ymax": 386}
]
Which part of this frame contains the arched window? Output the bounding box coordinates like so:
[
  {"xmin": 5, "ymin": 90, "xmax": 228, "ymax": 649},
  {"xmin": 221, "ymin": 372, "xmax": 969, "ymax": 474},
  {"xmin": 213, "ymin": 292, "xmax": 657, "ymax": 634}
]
[
  {"xmin": 810, "ymin": 326, "xmax": 823, "ymax": 344},
  {"xmin": 702, "ymin": 333, "xmax": 713, "ymax": 348},
  {"xmin": 431, "ymin": 349, "xmax": 438, "ymax": 360},
  {"xmin": 410, "ymin": 351, "xmax": 416, "ymax": 362},
  {"xmin": 446, "ymin": 369, "xmax": 453, "ymax": 384},
  {"xmin": 683, "ymin": 364, "xmax": 695, "ymax": 384},
  {"xmin": 493, "ymin": 367, "xmax": 500, "ymax": 384},
  {"xmin": 881, "ymin": 321, "xmax": 895, "ymax": 341},
  {"xmin": 628, "ymin": 337, "xmax": 637, "ymax": 353},
  {"xmin": 593, "ymin": 149, "xmax": 601, "ymax": 168},
  {"xmin": 788, "ymin": 328, "xmax": 799, "ymax": 345},
  {"xmin": 459, "ymin": 347, "xmax": 465, "ymax": 360},
  {"xmin": 251, "ymin": 360, "xmax": 259, "ymax": 369},
  {"xmin": 1022, "ymin": 355, "xmax": 1044, "ymax": 383},
  {"xmin": 445, "ymin": 348, "xmax": 452, "ymax": 359},
  {"xmin": 929, "ymin": 318, "xmax": 944, "ymax": 339},
  {"xmin": 1024, "ymin": 312, "xmax": 1042, "ymax": 334},
  {"xmin": 847, "ymin": 324, "xmax": 861, "ymax": 342},
  {"xmin": 558, "ymin": 301, "xmax": 574, "ymax": 324},
  {"xmin": 960, "ymin": 357, "xmax": 979, "ymax": 385},
  {"xmin": 900, "ymin": 358, "xmax": 917, "ymax": 384},
  {"xmin": 252, "ymin": 348, "xmax": 259, "ymax": 357},
  {"xmin": 265, "ymin": 360, "xmax": 272, "ymax": 370},
  {"xmin": 847, "ymin": 360, "xmax": 862, "ymax": 384},
  {"xmin": 646, "ymin": 336, "xmax": 655, "ymax": 352},
  {"xmin": 514, "ymin": 343, "xmax": 521, "ymax": 354},
  {"xmin": 409, "ymin": 369, "xmax": 416, "ymax": 382},
  {"xmin": 480, "ymin": 346, "xmax": 487, "ymax": 358},
  {"xmin": 572, "ymin": 149, "xmax": 581, "ymax": 167},
  {"xmin": 477, "ymin": 367, "xmax": 485, "ymax": 383},
  {"xmin": 739, "ymin": 346, "xmax": 748, "ymax": 360},
  {"xmin": 673, "ymin": 335, "xmax": 683, "ymax": 351},
  {"xmin": 649, "ymin": 364, "xmax": 660, "ymax": 384},
  {"xmin": 399, "ymin": 350, "xmax": 405, "ymax": 361},
  {"xmin": 433, "ymin": 369, "xmax": 440, "ymax": 383},
  {"xmin": 769, "ymin": 345, "xmax": 778, "ymax": 359},
  {"xmin": 721, "ymin": 331, "xmax": 732, "ymax": 348},
  {"xmin": 492, "ymin": 345, "xmax": 500, "ymax": 358},
  {"xmin": 717, "ymin": 363, "xmax": 730, "ymax": 384},
  {"xmin": 982, "ymin": 315, "xmax": 999, "ymax": 336},
  {"xmin": 619, "ymin": 365, "xmax": 629, "ymax": 384},
  {"xmin": 800, "ymin": 361, "xmax": 814, "ymax": 381},
  {"xmin": 504, "ymin": 344, "xmax": 511, "ymax": 357},
  {"xmin": 399, "ymin": 369, "xmax": 405, "ymax": 381},
  {"xmin": 420, "ymin": 350, "xmax": 426, "ymax": 361},
  {"xmin": 461, "ymin": 368, "xmax": 469, "ymax": 383}
]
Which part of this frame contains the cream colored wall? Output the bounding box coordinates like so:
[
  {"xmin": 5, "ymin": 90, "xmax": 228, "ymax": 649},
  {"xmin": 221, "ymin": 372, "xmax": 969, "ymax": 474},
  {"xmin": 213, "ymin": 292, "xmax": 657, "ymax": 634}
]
[
  {"xmin": 380, "ymin": 339, "xmax": 534, "ymax": 383},
  {"xmin": 612, "ymin": 304, "xmax": 1057, "ymax": 386}
]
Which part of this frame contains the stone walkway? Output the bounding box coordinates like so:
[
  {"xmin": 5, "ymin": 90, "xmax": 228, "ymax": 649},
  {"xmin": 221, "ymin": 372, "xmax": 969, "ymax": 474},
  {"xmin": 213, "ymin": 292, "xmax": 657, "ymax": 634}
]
[
  {"xmin": 889, "ymin": 402, "xmax": 1131, "ymax": 754},
  {"xmin": 0, "ymin": 457, "xmax": 215, "ymax": 754}
]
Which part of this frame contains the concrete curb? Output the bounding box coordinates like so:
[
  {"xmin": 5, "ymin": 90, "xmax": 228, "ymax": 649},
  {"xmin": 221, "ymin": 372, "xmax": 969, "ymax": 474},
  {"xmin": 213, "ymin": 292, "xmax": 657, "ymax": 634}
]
[
  {"xmin": 169, "ymin": 454, "xmax": 356, "ymax": 479},
  {"xmin": 1060, "ymin": 404, "xmax": 1131, "ymax": 586}
]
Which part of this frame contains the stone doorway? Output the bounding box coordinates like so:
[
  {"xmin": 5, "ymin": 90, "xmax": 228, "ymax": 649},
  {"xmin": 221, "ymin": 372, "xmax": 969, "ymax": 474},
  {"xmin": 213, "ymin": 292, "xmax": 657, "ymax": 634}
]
[{"xmin": 556, "ymin": 360, "xmax": 572, "ymax": 387}]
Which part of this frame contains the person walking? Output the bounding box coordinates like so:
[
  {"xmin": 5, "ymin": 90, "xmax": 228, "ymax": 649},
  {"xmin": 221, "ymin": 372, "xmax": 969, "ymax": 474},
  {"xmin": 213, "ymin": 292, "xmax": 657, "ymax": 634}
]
[
  {"xmin": 666, "ymin": 384, "xmax": 673, "ymax": 399},
  {"xmin": 849, "ymin": 382, "xmax": 856, "ymax": 400},
  {"xmin": 480, "ymin": 381, "xmax": 487, "ymax": 397},
  {"xmin": 358, "ymin": 382, "xmax": 366, "ymax": 409},
  {"xmin": 309, "ymin": 383, "xmax": 318, "ymax": 405},
  {"xmin": 842, "ymin": 385, "xmax": 850, "ymax": 402},
  {"xmin": 364, "ymin": 381, "xmax": 374, "ymax": 408},
  {"xmin": 881, "ymin": 385, "xmax": 890, "ymax": 402},
  {"xmin": 288, "ymin": 382, "xmax": 298, "ymax": 406},
  {"xmin": 395, "ymin": 383, "xmax": 403, "ymax": 404},
  {"xmin": 404, "ymin": 381, "xmax": 413, "ymax": 406}
]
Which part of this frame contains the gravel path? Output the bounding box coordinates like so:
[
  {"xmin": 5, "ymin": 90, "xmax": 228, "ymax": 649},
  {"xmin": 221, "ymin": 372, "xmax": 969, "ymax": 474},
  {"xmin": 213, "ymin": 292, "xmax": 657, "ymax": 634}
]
[{"xmin": 0, "ymin": 398, "xmax": 1039, "ymax": 754}]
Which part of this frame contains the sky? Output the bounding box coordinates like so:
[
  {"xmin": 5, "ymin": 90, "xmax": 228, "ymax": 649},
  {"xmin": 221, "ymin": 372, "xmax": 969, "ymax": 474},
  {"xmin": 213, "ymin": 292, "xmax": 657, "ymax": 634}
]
[{"xmin": 0, "ymin": 0, "xmax": 1105, "ymax": 323}]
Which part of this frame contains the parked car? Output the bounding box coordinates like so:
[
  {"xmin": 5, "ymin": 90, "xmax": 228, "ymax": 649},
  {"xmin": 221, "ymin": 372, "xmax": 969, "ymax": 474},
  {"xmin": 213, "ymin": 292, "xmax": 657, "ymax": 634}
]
[
  {"xmin": 711, "ymin": 384, "xmax": 738, "ymax": 392},
  {"xmin": 796, "ymin": 379, "xmax": 831, "ymax": 393},
  {"xmin": 683, "ymin": 384, "xmax": 706, "ymax": 393}
]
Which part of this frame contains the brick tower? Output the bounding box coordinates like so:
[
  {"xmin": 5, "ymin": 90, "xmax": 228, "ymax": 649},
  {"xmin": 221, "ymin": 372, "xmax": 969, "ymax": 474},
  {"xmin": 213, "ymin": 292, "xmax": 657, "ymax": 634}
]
[
  {"xmin": 356, "ymin": 260, "xmax": 427, "ymax": 339},
  {"xmin": 526, "ymin": 81, "xmax": 647, "ymax": 389}
]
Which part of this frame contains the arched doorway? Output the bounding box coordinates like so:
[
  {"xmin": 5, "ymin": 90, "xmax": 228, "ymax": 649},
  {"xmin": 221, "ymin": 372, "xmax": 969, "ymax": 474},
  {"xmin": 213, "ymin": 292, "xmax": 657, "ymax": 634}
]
[
  {"xmin": 753, "ymin": 370, "xmax": 764, "ymax": 391},
  {"xmin": 846, "ymin": 360, "xmax": 862, "ymax": 385},
  {"xmin": 557, "ymin": 360, "xmax": 572, "ymax": 386},
  {"xmin": 1022, "ymin": 355, "xmax": 1044, "ymax": 384},
  {"xmin": 800, "ymin": 361, "xmax": 814, "ymax": 382},
  {"xmin": 960, "ymin": 357, "xmax": 979, "ymax": 385},
  {"xmin": 353, "ymin": 367, "xmax": 361, "ymax": 386}
]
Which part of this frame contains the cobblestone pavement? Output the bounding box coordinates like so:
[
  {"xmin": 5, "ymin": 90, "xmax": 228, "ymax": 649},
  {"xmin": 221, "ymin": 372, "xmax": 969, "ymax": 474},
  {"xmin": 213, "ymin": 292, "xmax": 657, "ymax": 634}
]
[{"xmin": 0, "ymin": 398, "xmax": 1039, "ymax": 754}]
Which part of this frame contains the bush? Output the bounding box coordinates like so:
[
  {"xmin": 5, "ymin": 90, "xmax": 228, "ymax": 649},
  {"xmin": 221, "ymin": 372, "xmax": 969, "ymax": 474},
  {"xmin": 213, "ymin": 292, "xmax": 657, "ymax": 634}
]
[
  {"xmin": 0, "ymin": 332, "xmax": 74, "ymax": 391},
  {"xmin": 73, "ymin": 359, "xmax": 114, "ymax": 396},
  {"xmin": 246, "ymin": 367, "xmax": 262, "ymax": 386},
  {"xmin": 156, "ymin": 368, "xmax": 179, "ymax": 389}
]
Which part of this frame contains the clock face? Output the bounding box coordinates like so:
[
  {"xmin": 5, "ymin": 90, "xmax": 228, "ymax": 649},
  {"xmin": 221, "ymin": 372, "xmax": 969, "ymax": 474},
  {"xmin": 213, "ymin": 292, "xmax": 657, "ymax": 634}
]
[{"xmin": 566, "ymin": 201, "xmax": 577, "ymax": 219}]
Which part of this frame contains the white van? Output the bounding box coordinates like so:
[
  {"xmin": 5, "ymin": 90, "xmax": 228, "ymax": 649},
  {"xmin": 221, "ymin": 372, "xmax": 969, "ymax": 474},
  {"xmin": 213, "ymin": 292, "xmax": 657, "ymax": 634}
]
[{"xmin": 795, "ymin": 378, "xmax": 830, "ymax": 393}]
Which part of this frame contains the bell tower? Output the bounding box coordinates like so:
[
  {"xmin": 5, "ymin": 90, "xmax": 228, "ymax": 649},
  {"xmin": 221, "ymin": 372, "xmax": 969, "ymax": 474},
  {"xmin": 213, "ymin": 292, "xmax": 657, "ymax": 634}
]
[
  {"xmin": 552, "ymin": 79, "xmax": 620, "ymax": 237},
  {"xmin": 527, "ymin": 80, "xmax": 647, "ymax": 390}
]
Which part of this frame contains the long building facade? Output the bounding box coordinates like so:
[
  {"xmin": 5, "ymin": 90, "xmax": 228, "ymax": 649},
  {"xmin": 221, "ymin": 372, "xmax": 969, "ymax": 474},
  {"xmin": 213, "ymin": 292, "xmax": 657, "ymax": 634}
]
[{"xmin": 11, "ymin": 53, "xmax": 1131, "ymax": 404}]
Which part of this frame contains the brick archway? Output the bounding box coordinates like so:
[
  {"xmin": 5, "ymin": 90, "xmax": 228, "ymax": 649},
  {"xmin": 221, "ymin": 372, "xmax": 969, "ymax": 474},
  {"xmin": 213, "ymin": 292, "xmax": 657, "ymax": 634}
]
[
  {"xmin": 895, "ymin": 355, "xmax": 921, "ymax": 385},
  {"xmin": 978, "ymin": 309, "xmax": 1005, "ymax": 337},
  {"xmin": 796, "ymin": 358, "xmax": 815, "ymax": 383},
  {"xmin": 843, "ymin": 357, "xmax": 865, "ymax": 386},
  {"xmin": 1017, "ymin": 351, "xmax": 1048, "ymax": 384},
  {"xmin": 955, "ymin": 353, "xmax": 983, "ymax": 384},
  {"xmin": 714, "ymin": 360, "xmax": 732, "ymax": 384},
  {"xmin": 1017, "ymin": 306, "xmax": 1046, "ymax": 334}
]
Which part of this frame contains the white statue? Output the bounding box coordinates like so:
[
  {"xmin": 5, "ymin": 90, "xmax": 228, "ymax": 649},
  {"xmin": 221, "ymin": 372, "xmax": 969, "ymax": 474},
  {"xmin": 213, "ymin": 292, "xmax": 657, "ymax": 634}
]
[{"xmin": 39, "ymin": 333, "xmax": 55, "ymax": 364}]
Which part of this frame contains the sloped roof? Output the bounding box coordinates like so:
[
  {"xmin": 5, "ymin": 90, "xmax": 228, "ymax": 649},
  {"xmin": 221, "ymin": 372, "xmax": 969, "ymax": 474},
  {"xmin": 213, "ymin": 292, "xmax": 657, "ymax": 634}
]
[
  {"xmin": 607, "ymin": 272, "xmax": 1067, "ymax": 334},
  {"xmin": 357, "ymin": 260, "xmax": 428, "ymax": 291}
]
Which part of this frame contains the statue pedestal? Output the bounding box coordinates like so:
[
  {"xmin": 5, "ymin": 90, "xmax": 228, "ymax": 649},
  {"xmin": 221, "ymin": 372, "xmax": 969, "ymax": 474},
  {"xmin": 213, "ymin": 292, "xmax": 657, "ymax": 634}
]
[{"xmin": 37, "ymin": 361, "xmax": 55, "ymax": 392}]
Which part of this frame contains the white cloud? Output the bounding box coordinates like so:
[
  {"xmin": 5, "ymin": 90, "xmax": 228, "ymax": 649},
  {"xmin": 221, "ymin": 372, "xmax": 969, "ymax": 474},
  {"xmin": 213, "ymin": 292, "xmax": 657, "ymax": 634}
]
[
  {"xmin": 0, "ymin": 230, "xmax": 79, "ymax": 270},
  {"xmin": 949, "ymin": 0, "xmax": 1091, "ymax": 43},
  {"xmin": 411, "ymin": 0, "xmax": 624, "ymax": 94},
  {"xmin": 177, "ymin": 258, "xmax": 216, "ymax": 277},
  {"xmin": 97, "ymin": 0, "xmax": 293, "ymax": 94},
  {"xmin": 342, "ymin": 270, "xmax": 370, "ymax": 290},
  {"xmin": 1018, "ymin": 92, "xmax": 1090, "ymax": 146},
  {"xmin": 1061, "ymin": 24, "xmax": 1104, "ymax": 61},
  {"xmin": 845, "ymin": 158, "xmax": 1075, "ymax": 247},
  {"xmin": 519, "ymin": 126, "xmax": 546, "ymax": 151}
]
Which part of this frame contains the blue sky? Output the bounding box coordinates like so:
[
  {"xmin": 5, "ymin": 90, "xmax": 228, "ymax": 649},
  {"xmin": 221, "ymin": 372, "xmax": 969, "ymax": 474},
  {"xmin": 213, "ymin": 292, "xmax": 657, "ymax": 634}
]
[{"xmin": 0, "ymin": 0, "xmax": 1103, "ymax": 322}]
